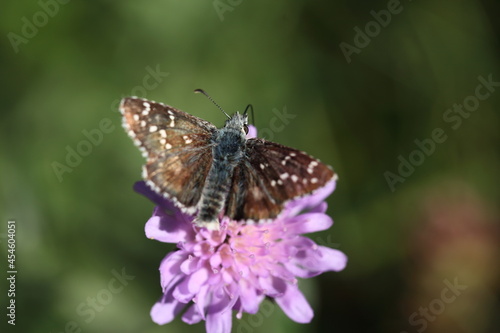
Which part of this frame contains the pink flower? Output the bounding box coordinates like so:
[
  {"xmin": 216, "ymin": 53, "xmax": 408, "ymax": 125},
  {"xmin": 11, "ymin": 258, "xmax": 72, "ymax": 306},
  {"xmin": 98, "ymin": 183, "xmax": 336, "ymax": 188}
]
[{"xmin": 135, "ymin": 173, "xmax": 347, "ymax": 332}]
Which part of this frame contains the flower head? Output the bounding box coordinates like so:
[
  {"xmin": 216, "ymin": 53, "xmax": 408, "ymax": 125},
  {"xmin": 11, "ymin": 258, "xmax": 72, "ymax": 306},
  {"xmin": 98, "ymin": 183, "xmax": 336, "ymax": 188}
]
[{"xmin": 135, "ymin": 172, "xmax": 347, "ymax": 332}]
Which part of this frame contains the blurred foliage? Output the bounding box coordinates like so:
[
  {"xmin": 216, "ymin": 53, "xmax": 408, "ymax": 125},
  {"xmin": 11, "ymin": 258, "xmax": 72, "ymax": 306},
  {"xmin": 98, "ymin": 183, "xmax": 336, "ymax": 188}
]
[{"xmin": 1, "ymin": 1, "xmax": 499, "ymax": 332}]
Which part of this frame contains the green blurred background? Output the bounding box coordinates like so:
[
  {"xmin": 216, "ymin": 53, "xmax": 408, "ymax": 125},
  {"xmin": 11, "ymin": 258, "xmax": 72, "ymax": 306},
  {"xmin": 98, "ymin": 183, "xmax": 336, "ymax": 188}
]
[{"xmin": 1, "ymin": 1, "xmax": 499, "ymax": 332}]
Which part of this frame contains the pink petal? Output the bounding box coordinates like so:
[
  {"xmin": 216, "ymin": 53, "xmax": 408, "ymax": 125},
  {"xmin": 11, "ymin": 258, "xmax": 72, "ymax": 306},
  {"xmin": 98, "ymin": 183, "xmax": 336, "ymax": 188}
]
[
  {"xmin": 275, "ymin": 285, "xmax": 313, "ymax": 323},
  {"xmin": 285, "ymin": 179, "xmax": 336, "ymax": 217},
  {"xmin": 286, "ymin": 246, "xmax": 347, "ymax": 278},
  {"xmin": 188, "ymin": 267, "xmax": 210, "ymax": 291},
  {"xmin": 208, "ymin": 285, "xmax": 238, "ymax": 314},
  {"xmin": 193, "ymin": 241, "xmax": 215, "ymax": 259},
  {"xmin": 258, "ymin": 275, "xmax": 287, "ymax": 297},
  {"xmin": 238, "ymin": 279, "xmax": 262, "ymax": 314},
  {"xmin": 150, "ymin": 288, "xmax": 186, "ymax": 325},
  {"xmin": 182, "ymin": 304, "xmax": 203, "ymax": 324},
  {"xmin": 145, "ymin": 206, "xmax": 192, "ymax": 243},
  {"xmin": 180, "ymin": 256, "xmax": 201, "ymax": 275},
  {"xmin": 206, "ymin": 308, "xmax": 233, "ymax": 333},
  {"xmin": 308, "ymin": 201, "xmax": 328, "ymax": 214},
  {"xmin": 173, "ymin": 267, "xmax": 209, "ymax": 302},
  {"xmin": 286, "ymin": 213, "xmax": 333, "ymax": 234},
  {"xmin": 194, "ymin": 285, "xmax": 210, "ymax": 319},
  {"xmin": 246, "ymin": 125, "xmax": 257, "ymax": 139},
  {"xmin": 150, "ymin": 301, "xmax": 180, "ymax": 325},
  {"xmin": 159, "ymin": 252, "xmax": 188, "ymax": 290},
  {"xmin": 313, "ymin": 246, "xmax": 347, "ymax": 272}
]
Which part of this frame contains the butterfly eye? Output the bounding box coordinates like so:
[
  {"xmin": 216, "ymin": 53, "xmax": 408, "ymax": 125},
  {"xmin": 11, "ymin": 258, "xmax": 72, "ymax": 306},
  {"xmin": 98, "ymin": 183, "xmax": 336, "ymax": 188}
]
[{"xmin": 243, "ymin": 124, "xmax": 249, "ymax": 134}]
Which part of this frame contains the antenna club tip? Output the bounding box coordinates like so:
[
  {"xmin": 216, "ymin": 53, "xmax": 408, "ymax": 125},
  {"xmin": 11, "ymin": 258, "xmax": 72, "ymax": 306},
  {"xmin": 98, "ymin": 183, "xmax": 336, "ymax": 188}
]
[{"xmin": 194, "ymin": 89, "xmax": 206, "ymax": 94}]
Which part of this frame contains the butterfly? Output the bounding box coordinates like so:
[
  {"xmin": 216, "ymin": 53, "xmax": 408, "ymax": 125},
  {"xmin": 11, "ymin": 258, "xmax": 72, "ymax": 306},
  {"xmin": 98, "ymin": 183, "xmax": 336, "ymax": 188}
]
[{"xmin": 120, "ymin": 94, "xmax": 336, "ymax": 230}]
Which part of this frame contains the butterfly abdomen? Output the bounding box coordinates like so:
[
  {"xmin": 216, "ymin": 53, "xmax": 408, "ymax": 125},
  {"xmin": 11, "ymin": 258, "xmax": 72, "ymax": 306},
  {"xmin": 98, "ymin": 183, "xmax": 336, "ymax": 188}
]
[{"xmin": 195, "ymin": 126, "xmax": 247, "ymax": 229}]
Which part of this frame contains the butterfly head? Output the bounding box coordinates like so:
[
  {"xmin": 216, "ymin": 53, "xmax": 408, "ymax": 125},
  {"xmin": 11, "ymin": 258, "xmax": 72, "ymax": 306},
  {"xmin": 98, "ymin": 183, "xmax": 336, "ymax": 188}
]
[{"xmin": 225, "ymin": 112, "xmax": 249, "ymax": 135}]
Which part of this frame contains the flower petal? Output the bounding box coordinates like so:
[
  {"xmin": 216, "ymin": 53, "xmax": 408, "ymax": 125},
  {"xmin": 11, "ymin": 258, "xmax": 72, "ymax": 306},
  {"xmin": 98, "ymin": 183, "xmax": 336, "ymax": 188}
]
[
  {"xmin": 238, "ymin": 279, "xmax": 263, "ymax": 314},
  {"xmin": 259, "ymin": 275, "xmax": 287, "ymax": 297},
  {"xmin": 313, "ymin": 246, "xmax": 348, "ymax": 272},
  {"xmin": 145, "ymin": 206, "xmax": 193, "ymax": 243},
  {"xmin": 134, "ymin": 181, "xmax": 165, "ymax": 206},
  {"xmin": 150, "ymin": 285, "xmax": 187, "ymax": 325},
  {"xmin": 211, "ymin": 285, "xmax": 238, "ymax": 315},
  {"xmin": 206, "ymin": 307, "xmax": 233, "ymax": 333},
  {"xmin": 285, "ymin": 179, "xmax": 336, "ymax": 217},
  {"xmin": 173, "ymin": 267, "xmax": 209, "ymax": 302},
  {"xmin": 159, "ymin": 251, "xmax": 188, "ymax": 290},
  {"xmin": 286, "ymin": 245, "xmax": 347, "ymax": 278},
  {"xmin": 182, "ymin": 304, "xmax": 203, "ymax": 324},
  {"xmin": 275, "ymin": 285, "xmax": 313, "ymax": 323},
  {"xmin": 180, "ymin": 256, "xmax": 201, "ymax": 275},
  {"xmin": 194, "ymin": 285, "xmax": 210, "ymax": 319},
  {"xmin": 286, "ymin": 213, "xmax": 333, "ymax": 234},
  {"xmin": 246, "ymin": 125, "xmax": 257, "ymax": 139}
]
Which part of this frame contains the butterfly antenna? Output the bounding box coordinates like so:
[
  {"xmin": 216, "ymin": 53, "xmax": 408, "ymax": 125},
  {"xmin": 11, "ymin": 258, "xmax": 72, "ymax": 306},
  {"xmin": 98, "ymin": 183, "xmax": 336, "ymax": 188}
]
[
  {"xmin": 194, "ymin": 89, "xmax": 230, "ymax": 119},
  {"xmin": 243, "ymin": 104, "xmax": 255, "ymax": 125}
]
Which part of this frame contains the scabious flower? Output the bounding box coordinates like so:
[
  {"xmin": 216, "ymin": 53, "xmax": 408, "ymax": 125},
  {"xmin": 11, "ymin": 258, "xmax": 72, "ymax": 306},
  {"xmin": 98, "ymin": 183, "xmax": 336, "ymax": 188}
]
[{"xmin": 135, "ymin": 126, "xmax": 347, "ymax": 332}]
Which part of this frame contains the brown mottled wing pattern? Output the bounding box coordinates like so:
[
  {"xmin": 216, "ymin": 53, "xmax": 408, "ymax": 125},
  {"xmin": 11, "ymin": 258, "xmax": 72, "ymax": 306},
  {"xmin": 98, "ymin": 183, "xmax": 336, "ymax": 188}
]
[
  {"xmin": 225, "ymin": 138, "xmax": 335, "ymax": 221},
  {"xmin": 120, "ymin": 97, "xmax": 216, "ymax": 212}
]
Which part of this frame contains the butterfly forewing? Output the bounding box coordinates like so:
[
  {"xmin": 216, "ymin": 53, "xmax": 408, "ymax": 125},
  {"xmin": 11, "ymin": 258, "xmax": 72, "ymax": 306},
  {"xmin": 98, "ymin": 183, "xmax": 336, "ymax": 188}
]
[
  {"xmin": 120, "ymin": 97, "xmax": 216, "ymax": 156},
  {"xmin": 225, "ymin": 139, "xmax": 335, "ymax": 221},
  {"xmin": 120, "ymin": 97, "xmax": 216, "ymax": 211}
]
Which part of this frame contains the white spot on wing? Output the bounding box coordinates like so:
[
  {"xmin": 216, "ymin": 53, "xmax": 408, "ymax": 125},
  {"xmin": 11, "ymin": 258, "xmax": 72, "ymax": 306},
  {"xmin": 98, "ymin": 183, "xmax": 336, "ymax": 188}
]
[{"xmin": 149, "ymin": 125, "xmax": 158, "ymax": 132}]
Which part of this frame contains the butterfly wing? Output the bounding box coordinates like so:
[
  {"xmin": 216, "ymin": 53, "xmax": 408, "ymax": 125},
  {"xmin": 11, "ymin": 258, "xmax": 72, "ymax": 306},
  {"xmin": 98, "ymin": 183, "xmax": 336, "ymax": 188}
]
[
  {"xmin": 225, "ymin": 138, "xmax": 336, "ymax": 221},
  {"xmin": 120, "ymin": 97, "xmax": 216, "ymax": 212}
]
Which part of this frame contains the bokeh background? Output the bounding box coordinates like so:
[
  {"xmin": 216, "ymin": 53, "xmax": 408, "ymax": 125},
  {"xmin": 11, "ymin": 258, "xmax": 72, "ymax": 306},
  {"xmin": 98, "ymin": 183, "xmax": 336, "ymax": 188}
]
[{"xmin": 1, "ymin": 1, "xmax": 499, "ymax": 332}]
